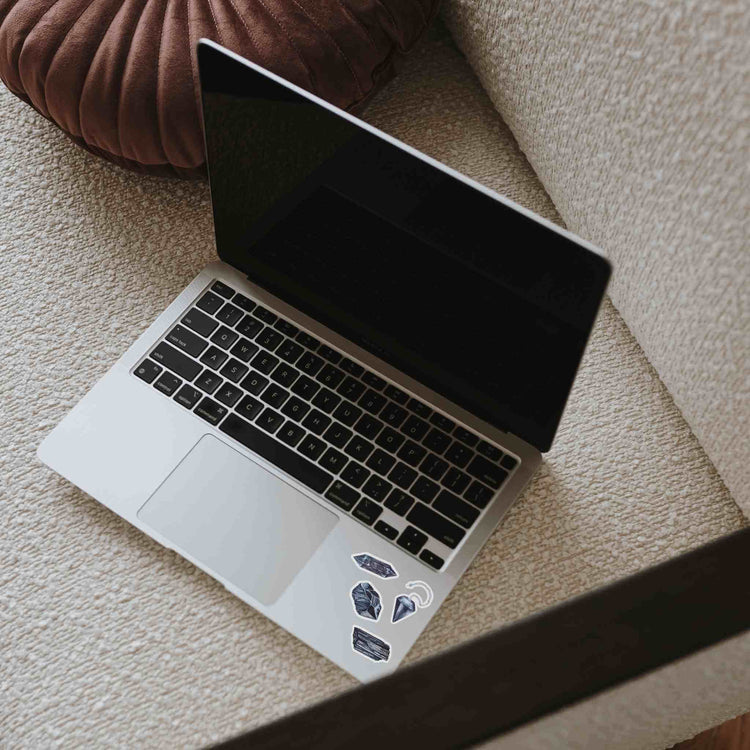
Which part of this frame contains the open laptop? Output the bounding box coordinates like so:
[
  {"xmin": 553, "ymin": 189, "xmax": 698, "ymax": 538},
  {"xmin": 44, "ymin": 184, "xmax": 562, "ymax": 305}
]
[{"xmin": 37, "ymin": 40, "xmax": 611, "ymax": 681}]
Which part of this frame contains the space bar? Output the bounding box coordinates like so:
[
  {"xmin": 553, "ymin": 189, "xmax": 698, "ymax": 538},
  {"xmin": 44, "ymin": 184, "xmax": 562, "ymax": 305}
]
[{"xmin": 220, "ymin": 414, "xmax": 333, "ymax": 494}]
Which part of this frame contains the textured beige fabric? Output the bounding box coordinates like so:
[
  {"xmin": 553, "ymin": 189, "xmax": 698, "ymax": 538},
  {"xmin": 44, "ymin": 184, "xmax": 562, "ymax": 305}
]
[
  {"xmin": 0, "ymin": 23, "xmax": 746, "ymax": 748},
  {"xmin": 443, "ymin": 0, "xmax": 750, "ymax": 510}
]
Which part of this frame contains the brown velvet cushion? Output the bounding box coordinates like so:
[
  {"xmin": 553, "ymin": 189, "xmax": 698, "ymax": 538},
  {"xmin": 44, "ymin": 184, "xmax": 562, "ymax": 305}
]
[{"xmin": 0, "ymin": 0, "xmax": 437, "ymax": 178}]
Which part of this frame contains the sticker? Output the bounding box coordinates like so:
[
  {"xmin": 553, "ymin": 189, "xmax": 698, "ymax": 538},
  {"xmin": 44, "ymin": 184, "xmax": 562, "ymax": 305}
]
[
  {"xmin": 351, "ymin": 581, "xmax": 382, "ymax": 621},
  {"xmin": 352, "ymin": 552, "xmax": 398, "ymax": 579},
  {"xmin": 391, "ymin": 581, "xmax": 434, "ymax": 624},
  {"xmin": 352, "ymin": 626, "xmax": 391, "ymax": 662}
]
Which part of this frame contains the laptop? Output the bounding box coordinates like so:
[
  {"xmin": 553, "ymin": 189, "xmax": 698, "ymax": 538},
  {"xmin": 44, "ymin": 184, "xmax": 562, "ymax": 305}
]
[{"xmin": 37, "ymin": 40, "xmax": 611, "ymax": 681}]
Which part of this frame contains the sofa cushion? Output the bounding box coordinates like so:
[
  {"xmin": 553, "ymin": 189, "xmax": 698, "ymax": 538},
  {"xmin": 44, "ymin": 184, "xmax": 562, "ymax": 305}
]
[
  {"xmin": 0, "ymin": 0, "xmax": 436, "ymax": 177},
  {"xmin": 444, "ymin": 0, "xmax": 749, "ymax": 510}
]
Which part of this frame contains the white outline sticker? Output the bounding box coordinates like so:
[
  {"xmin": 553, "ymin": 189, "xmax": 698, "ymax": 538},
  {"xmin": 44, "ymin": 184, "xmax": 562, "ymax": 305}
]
[
  {"xmin": 351, "ymin": 552, "xmax": 399, "ymax": 579},
  {"xmin": 352, "ymin": 626, "xmax": 391, "ymax": 663},
  {"xmin": 350, "ymin": 580, "xmax": 383, "ymax": 622}
]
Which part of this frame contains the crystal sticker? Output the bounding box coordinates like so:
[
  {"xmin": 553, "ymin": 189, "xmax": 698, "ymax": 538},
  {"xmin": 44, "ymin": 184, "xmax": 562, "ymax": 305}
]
[
  {"xmin": 391, "ymin": 594, "xmax": 417, "ymax": 623},
  {"xmin": 351, "ymin": 582, "xmax": 382, "ymax": 621},
  {"xmin": 352, "ymin": 553, "xmax": 398, "ymax": 579},
  {"xmin": 352, "ymin": 627, "xmax": 391, "ymax": 662}
]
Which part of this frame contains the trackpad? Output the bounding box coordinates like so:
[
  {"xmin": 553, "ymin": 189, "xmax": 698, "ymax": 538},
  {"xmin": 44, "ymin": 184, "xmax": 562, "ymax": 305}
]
[{"xmin": 137, "ymin": 435, "xmax": 338, "ymax": 605}]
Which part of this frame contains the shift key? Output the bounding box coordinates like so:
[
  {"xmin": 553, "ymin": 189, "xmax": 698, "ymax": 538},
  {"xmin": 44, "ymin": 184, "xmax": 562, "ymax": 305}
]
[{"xmin": 150, "ymin": 342, "xmax": 202, "ymax": 381}]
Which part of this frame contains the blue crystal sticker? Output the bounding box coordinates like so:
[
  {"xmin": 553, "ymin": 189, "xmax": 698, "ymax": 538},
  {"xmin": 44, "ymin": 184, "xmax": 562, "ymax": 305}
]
[
  {"xmin": 391, "ymin": 581, "xmax": 434, "ymax": 624},
  {"xmin": 352, "ymin": 626, "xmax": 391, "ymax": 662},
  {"xmin": 392, "ymin": 594, "xmax": 417, "ymax": 623},
  {"xmin": 351, "ymin": 581, "xmax": 382, "ymax": 621},
  {"xmin": 352, "ymin": 553, "xmax": 398, "ymax": 579}
]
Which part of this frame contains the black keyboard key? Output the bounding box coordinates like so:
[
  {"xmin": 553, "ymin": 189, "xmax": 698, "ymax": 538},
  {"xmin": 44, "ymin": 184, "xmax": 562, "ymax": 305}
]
[
  {"xmin": 299, "ymin": 434, "xmax": 327, "ymax": 461},
  {"xmin": 385, "ymin": 489, "xmax": 413, "ymax": 516},
  {"xmin": 316, "ymin": 363, "xmax": 345, "ymax": 389},
  {"xmin": 388, "ymin": 462, "xmax": 417, "ymax": 490},
  {"xmin": 256, "ymin": 327, "xmax": 284, "ymax": 352},
  {"xmin": 296, "ymin": 331, "xmax": 320, "ymax": 350},
  {"xmin": 236, "ymin": 315, "xmax": 263, "ymax": 339},
  {"xmin": 317, "ymin": 345, "xmax": 341, "ymax": 363},
  {"xmin": 442, "ymin": 467, "xmax": 471, "ymax": 494},
  {"xmin": 151, "ymin": 342, "xmax": 202, "ymax": 381},
  {"xmin": 419, "ymin": 549, "xmax": 444, "ymax": 570},
  {"xmin": 337, "ymin": 376, "xmax": 366, "ymax": 401},
  {"xmin": 220, "ymin": 358, "xmax": 249, "ymax": 383},
  {"xmin": 477, "ymin": 440, "xmax": 502, "ymax": 461},
  {"xmin": 281, "ymin": 396, "xmax": 310, "ymax": 422},
  {"xmin": 397, "ymin": 526, "xmax": 427, "ymax": 554},
  {"xmin": 194, "ymin": 397, "xmax": 228, "ymax": 425},
  {"xmin": 445, "ymin": 441, "xmax": 473, "ymax": 469},
  {"xmin": 429, "ymin": 413, "xmax": 455, "ymax": 432},
  {"xmin": 210, "ymin": 325, "xmax": 239, "ymax": 350},
  {"xmin": 274, "ymin": 319, "xmax": 299, "ymax": 337},
  {"xmin": 345, "ymin": 435, "xmax": 375, "ymax": 462},
  {"xmin": 261, "ymin": 384, "xmax": 290, "ymax": 409},
  {"xmin": 353, "ymin": 498, "xmax": 383, "ymax": 526},
  {"xmin": 312, "ymin": 387, "xmax": 341, "ymax": 414},
  {"xmin": 181, "ymin": 308, "xmax": 218, "ymax": 338},
  {"xmin": 252, "ymin": 305, "xmax": 277, "ymax": 324},
  {"xmin": 397, "ymin": 440, "xmax": 426, "ymax": 467},
  {"xmin": 381, "ymin": 403, "xmax": 408, "ymax": 428},
  {"xmin": 466, "ymin": 455, "xmax": 509, "ymax": 490},
  {"xmin": 256, "ymin": 407, "xmax": 284, "ymax": 434},
  {"xmin": 291, "ymin": 374, "xmax": 320, "ymax": 400},
  {"xmin": 230, "ymin": 337, "xmax": 259, "ymax": 363},
  {"xmin": 271, "ymin": 363, "xmax": 299, "ymax": 388},
  {"xmin": 407, "ymin": 398, "xmax": 432, "ymax": 419},
  {"xmin": 465, "ymin": 481, "xmax": 494, "ymax": 509},
  {"xmin": 366, "ymin": 448, "xmax": 396, "ymax": 475},
  {"xmin": 215, "ymin": 382, "xmax": 243, "ymax": 407},
  {"xmin": 401, "ymin": 415, "xmax": 429, "ymax": 441},
  {"xmin": 297, "ymin": 351, "xmax": 324, "ymax": 376},
  {"xmin": 200, "ymin": 346, "xmax": 229, "ymax": 371},
  {"xmin": 278, "ymin": 421, "xmax": 306, "ymax": 447},
  {"xmin": 277, "ymin": 339, "xmax": 304, "ymax": 364},
  {"xmin": 325, "ymin": 481, "xmax": 359, "ymax": 511},
  {"xmin": 433, "ymin": 490, "xmax": 480, "ymax": 529},
  {"xmin": 339, "ymin": 358, "xmax": 364, "ymax": 377},
  {"xmin": 384, "ymin": 384, "xmax": 408, "ymax": 404},
  {"xmin": 220, "ymin": 413, "xmax": 333, "ymax": 494},
  {"xmin": 215, "ymin": 303, "xmax": 243, "ymax": 326},
  {"xmin": 375, "ymin": 426, "xmax": 405, "ymax": 453},
  {"xmin": 362, "ymin": 371, "xmax": 386, "ymax": 390},
  {"xmin": 407, "ymin": 503, "xmax": 466, "ymax": 548},
  {"xmin": 240, "ymin": 371, "xmax": 268, "ymax": 396},
  {"xmin": 319, "ymin": 447, "xmax": 348, "ymax": 474},
  {"xmin": 173, "ymin": 384, "xmax": 202, "ymax": 409},
  {"xmin": 359, "ymin": 389, "xmax": 387, "ymax": 415},
  {"xmin": 153, "ymin": 371, "xmax": 181, "ymax": 396},
  {"xmin": 302, "ymin": 409, "xmax": 331, "ymax": 436},
  {"xmin": 196, "ymin": 291, "xmax": 223, "ymax": 314},
  {"xmin": 236, "ymin": 395, "xmax": 263, "ymax": 421},
  {"xmin": 363, "ymin": 476, "xmax": 392, "ymax": 502},
  {"xmin": 374, "ymin": 520, "xmax": 399, "ymax": 541},
  {"xmin": 412, "ymin": 476, "xmax": 440, "ymax": 503},
  {"xmin": 195, "ymin": 370, "xmax": 222, "ymax": 394},
  {"xmin": 341, "ymin": 461, "xmax": 370, "ymax": 489},
  {"xmin": 333, "ymin": 400, "xmax": 362, "ymax": 427},
  {"xmin": 211, "ymin": 281, "xmax": 234, "ymax": 299},
  {"xmin": 323, "ymin": 423, "xmax": 353, "ymax": 449},
  {"xmin": 354, "ymin": 414, "xmax": 383, "ymax": 440},
  {"xmin": 423, "ymin": 428, "xmax": 452, "ymax": 454},
  {"xmin": 453, "ymin": 426, "xmax": 479, "ymax": 447},
  {"xmin": 500, "ymin": 454, "xmax": 518, "ymax": 471},
  {"xmin": 134, "ymin": 359, "xmax": 161, "ymax": 384},
  {"xmin": 251, "ymin": 350, "xmax": 279, "ymax": 375},
  {"xmin": 421, "ymin": 454, "xmax": 449, "ymax": 481},
  {"xmin": 232, "ymin": 292, "xmax": 256, "ymax": 313}
]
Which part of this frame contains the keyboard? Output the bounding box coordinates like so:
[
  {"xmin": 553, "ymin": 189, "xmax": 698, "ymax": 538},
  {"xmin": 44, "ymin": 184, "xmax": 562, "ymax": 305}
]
[{"xmin": 133, "ymin": 280, "xmax": 519, "ymax": 571}]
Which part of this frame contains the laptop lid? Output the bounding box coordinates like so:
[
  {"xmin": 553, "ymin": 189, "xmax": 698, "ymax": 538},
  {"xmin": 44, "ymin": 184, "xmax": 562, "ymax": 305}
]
[{"xmin": 197, "ymin": 40, "xmax": 611, "ymax": 453}]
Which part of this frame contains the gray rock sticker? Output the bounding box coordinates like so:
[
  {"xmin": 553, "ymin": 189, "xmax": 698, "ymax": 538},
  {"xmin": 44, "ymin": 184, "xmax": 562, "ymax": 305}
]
[{"xmin": 352, "ymin": 626, "xmax": 391, "ymax": 662}]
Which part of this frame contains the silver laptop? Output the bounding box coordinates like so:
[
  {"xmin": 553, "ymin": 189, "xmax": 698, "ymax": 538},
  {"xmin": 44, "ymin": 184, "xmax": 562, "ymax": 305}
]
[{"xmin": 37, "ymin": 40, "xmax": 611, "ymax": 681}]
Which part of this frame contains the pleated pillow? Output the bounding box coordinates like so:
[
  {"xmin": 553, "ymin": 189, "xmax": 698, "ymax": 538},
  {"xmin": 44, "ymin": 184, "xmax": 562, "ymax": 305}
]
[{"xmin": 0, "ymin": 0, "xmax": 437, "ymax": 177}]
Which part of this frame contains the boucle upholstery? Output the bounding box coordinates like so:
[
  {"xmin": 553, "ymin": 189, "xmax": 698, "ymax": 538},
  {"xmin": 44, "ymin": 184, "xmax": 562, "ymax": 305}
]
[
  {"xmin": 1, "ymin": 23, "xmax": 745, "ymax": 748},
  {"xmin": 0, "ymin": 0, "xmax": 437, "ymax": 176}
]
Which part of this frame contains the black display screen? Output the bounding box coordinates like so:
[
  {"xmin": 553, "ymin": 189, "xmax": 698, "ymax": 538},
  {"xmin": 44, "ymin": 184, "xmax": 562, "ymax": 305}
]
[{"xmin": 198, "ymin": 42, "xmax": 610, "ymax": 451}]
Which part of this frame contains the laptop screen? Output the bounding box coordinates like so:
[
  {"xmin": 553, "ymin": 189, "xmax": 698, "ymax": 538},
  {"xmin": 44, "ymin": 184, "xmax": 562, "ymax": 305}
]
[{"xmin": 198, "ymin": 43, "xmax": 610, "ymax": 452}]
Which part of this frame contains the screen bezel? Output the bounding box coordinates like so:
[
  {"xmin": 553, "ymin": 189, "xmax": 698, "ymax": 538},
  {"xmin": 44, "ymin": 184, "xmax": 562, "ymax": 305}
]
[{"xmin": 197, "ymin": 39, "xmax": 612, "ymax": 452}]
